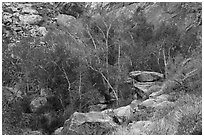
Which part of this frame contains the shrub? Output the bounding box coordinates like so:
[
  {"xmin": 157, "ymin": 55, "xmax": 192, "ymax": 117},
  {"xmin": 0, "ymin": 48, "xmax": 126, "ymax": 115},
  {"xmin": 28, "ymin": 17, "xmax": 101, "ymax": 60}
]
[
  {"xmin": 176, "ymin": 94, "xmax": 202, "ymax": 135},
  {"xmin": 149, "ymin": 94, "xmax": 202, "ymax": 135}
]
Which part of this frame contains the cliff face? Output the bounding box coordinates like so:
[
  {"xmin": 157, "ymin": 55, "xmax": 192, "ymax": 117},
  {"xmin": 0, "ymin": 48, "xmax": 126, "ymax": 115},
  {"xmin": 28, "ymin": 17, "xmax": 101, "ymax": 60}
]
[{"xmin": 105, "ymin": 2, "xmax": 201, "ymax": 34}]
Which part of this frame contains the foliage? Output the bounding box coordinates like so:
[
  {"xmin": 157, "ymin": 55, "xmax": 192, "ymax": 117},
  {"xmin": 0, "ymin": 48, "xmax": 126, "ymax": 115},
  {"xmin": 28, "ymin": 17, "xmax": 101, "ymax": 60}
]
[
  {"xmin": 2, "ymin": 89, "xmax": 33, "ymax": 134},
  {"xmin": 149, "ymin": 94, "xmax": 201, "ymax": 135}
]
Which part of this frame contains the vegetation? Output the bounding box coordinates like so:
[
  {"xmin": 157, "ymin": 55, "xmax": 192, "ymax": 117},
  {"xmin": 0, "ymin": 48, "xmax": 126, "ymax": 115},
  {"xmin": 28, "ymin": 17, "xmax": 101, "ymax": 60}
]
[{"xmin": 2, "ymin": 2, "xmax": 202, "ymax": 135}]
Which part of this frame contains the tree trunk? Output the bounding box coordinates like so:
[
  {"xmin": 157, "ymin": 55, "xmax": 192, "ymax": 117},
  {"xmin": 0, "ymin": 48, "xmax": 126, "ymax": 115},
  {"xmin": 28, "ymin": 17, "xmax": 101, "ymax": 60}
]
[
  {"xmin": 105, "ymin": 24, "xmax": 112, "ymax": 86},
  {"xmin": 78, "ymin": 71, "xmax": 82, "ymax": 112},
  {"xmin": 115, "ymin": 43, "xmax": 121, "ymax": 106},
  {"xmin": 163, "ymin": 48, "xmax": 168, "ymax": 79}
]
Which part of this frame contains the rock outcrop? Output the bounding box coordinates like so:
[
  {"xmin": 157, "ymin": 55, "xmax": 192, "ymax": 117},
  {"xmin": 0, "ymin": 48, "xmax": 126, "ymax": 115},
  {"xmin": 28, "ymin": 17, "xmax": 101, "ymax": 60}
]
[
  {"xmin": 129, "ymin": 71, "xmax": 164, "ymax": 82},
  {"xmin": 2, "ymin": 2, "xmax": 47, "ymax": 42},
  {"xmin": 61, "ymin": 111, "xmax": 117, "ymax": 135},
  {"xmin": 127, "ymin": 71, "xmax": 164, "ymax": 99}
]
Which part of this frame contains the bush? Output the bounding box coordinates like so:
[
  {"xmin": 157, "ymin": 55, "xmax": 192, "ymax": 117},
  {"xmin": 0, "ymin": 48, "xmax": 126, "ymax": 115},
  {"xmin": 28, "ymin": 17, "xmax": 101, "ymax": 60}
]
[
  {"xmin": 150, "ymin": 94, "xmax": 202, "ymax": 135},
  {"xmin": 176, "ymin": 94, "xmax": 202, "ymax": 135}
]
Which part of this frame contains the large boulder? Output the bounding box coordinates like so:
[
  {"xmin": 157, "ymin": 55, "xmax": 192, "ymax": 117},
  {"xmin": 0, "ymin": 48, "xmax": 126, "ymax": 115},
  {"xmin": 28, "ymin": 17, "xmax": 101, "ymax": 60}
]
[
  {"xmin": 113, "ymin": 105, "xmax": 134, "ymax": 124},
  {"xmin": 30, "ymin": 96, "xmax": 47, "ymax": 113},
  {"xmin": 61, "ymin": 111, "xmax": 117, "ymax": 135},
  {"xmin": 54, "ymin": 127, "xmax": 63, "ymax": 135},
  {"xmin": 129, "ymin": 71, "xmax": 164, "ymax": 82},
  {"xmin": 19, "ymin": 14, "xmax": 43, "ymax": 25},
  {"xmin": 56, "ymin": 14, "xmax": 77, "ymax": 27},
  {"xmin": 138, "ymin": 94, "xmax": 170, "ymax": 108},
  {"xmin": 19, "ymin": 4, "xmax": 38, "ymax": 14},
  {"xmin": 127, "ymin": 71, "xmax": 164, "ymax": 99}
]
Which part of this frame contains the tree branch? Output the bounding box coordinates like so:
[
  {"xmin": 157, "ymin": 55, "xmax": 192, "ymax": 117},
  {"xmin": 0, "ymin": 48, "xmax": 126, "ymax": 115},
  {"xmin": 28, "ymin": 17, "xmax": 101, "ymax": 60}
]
[
  {"xmin": 87, "ymin": 65, "xmax": 118, "ymax": 101},
  {"xmin": 85, "ymin": 25, "xmax": 97, "ymax": 49}
]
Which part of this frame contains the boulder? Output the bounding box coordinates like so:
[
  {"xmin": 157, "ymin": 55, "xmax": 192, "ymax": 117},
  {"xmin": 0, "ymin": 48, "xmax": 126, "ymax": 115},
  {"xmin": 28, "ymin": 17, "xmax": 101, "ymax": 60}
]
[
  {"xmin": 3, "ymin": 12, "xmax": 13, "ymax": 24},
  {"xmin": 145, "ymin": 84, "xmax": 163, "ymax": 96},
  {"xmin": 19, "ymin": 14, "xmax": 43, "ymax": 25},
  {"xmin": 130, "ymin": 100, "xmax": 141, "ymax": 112},
  {"xmin": 113, "ymin": 105, "xmax": 134, "ymax": 124},
  {"xmin": 154, "ymin": 94, "xmax": 169, "ymax": 102},
  {"xmin": 21, "ymin": 6, "xmax": 38, "ymax": 14},
  {"xmin": 129, "ymin": 71, "xmax": 164, "ymax": 82},
  {"xmin": 138, "ymin": 95, "xmax": 170, "ymax": 109},
  {"xmin": 30, "ymin": 97, "xmax": 47, "ymax": 112},
  {"xmin": 133, "ymin": 82, "xmax": 159, "ymax": 93},
  {"xmin": 129, "ymin": 120, "xmax": 153, "ymax": 135},
  {"xmin": 138, "ymin": 98, "xmax": 157, "ymax": 108},
  {"xmin": 56, "ymin": 14, "xmax": 76, "ymax": 27},
  {"xmin": 61, "ymin": 111, "xmax": 117, "ymax": 134},
  {"xmin": 153, "ymin": 101, "xmax": 175, "ymax": 110},
  {"xmin": 22, "ymin": 129, "xmax": 42, "ymax": 135},
  {"xmin": 30, "ymin": 26, "xmax": 48, "ymax": 37},
  {"xmin": 54, "ymin": 127, "xmax": 63, "ymax": 135},
  {"xmin": 128, "ymin": 71, "xmax": 164, "ymax": 97},
  {"xmin": 149, "ymin": 80, "xmax": 180, "ymax": 98}
]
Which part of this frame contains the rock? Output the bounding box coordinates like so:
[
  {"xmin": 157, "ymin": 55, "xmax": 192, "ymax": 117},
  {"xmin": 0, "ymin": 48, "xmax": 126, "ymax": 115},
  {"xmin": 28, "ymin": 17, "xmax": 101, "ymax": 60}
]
[
  {"xmin": 149, "ymin": 80, "xmax": 180, "ymax": 98},
  {"xmin": 138, "ymin": 98, "xmax": 157, "ymax": 108},
  {"xmin": 138, "ymin": 93, "xmax": 173, "ymax": 110},
  {"xmin": 108, "ymin": 3, "xmax": 149, "ymax": 19},
  {"xmin": 23, "ymin": 129, "xmax": 42, "ymax": 135},
  {"xmin": 128, "ymin": 71, "xmax": 164, "ymax": 96},
  {"xmin": 37, "ymin": 27, "xmax": 47, "ymax": 36},
  {"xmin": 130, "ymin": 100, "xmax": 141, "ymax": 111},
  {"xmin": 153, "ymin": 101, "xmax": 175, "ymax": 109},
  {"xmin": 56, "ymin": 14, "xmax": 76, "ymax": 27},
  {"xmin": 30, "ymin": 26, "xmax": 48, "ymax": 37},
  {"xmin": 54, "ymin": 127, "xmax": 63, "ymax": 135},
  {"xmin": 89, "ymin": 104, "xmax": 102, "ymax": 112},
  {"xmin": 154, "ymin": 94, "xmax": 169, "ymax": 102},
  {"xmin": 145, "ymin": 85, "xmax": 162, "ymax": 96},
  {"xmin": 129, "ymin": 120, "xmax": 153, "ymax": 134},
  {"xmin": 133, "ymin": 82, "xmax": 159, "ymax": 93},
  {"xmin": 129, "ymin": 71, "xmax": 164, "ymax": 82},
  {"xmin": 113, "ymin": 105, "xmax": 134, "ymax": 123},
  {"xmin": 3, "ymin": 12, "xmax": 13, "ymax": 24},
  {"xmin": 21, "ymin": 6, "xmax": 38, "ymax": 14},
  {"xmin": 149, "ymin": 91, "xmax": 160, "ymax": 98},
  {"xmin": 61, "ymin": 111, "xmax": 117, "ymax": 134},
  {"xmin": 19, "ymin": 14, "xmax": 43, "ymax": 25},
  {"xmin": 30, "ymin": 97, "xmax": 47, "ymax": 112},
  {"xmin": 101, "ymin": 109, "xmax": 115, "ymax": 116}
]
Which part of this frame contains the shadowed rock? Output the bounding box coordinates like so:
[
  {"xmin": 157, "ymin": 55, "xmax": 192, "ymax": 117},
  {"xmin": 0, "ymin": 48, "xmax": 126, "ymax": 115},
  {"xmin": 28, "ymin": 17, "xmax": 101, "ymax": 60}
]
[{"xmin": 61, "ymin": 111, "xmax": 117, "ymax": 134}]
